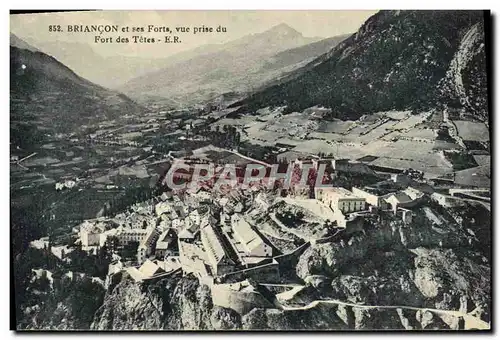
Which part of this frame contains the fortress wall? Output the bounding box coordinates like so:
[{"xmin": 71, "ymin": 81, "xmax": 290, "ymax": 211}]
[
  {"xmin": 218, "ymin": 261, "xmax": 280, "ymax": 284},
  {"xmin": 274, "ymin": 242, "xmax": 311, "ymax": 268},
  {"xmin": 211, "ymin": 284, "xmax": 275, "ymax": 315}
]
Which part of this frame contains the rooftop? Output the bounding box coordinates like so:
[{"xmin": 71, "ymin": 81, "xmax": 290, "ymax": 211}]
[
  {"xmin": 139, "ymin": 259, "xmax": 164, "ymax": 277},
  {"xmin": 359, "ymin": 185, "xmax": 396, "ymax": 196},
  {"xmin": 178, "ymin": 228, "xmax": 195, "ymax": 239},
  {"xmin": 80, "ymin": 221, "xmax": 106, "ymax": 234},
  {"xmin": 386, "ymin": 192, "xmax": 413, "ymax": 204},
  {"xmin": 231, "ymin": 214, "xmax": 266, "ymax": 253},
  {"xmin": 126, "ymin": 267, "xmax": 145, "ymax": 282},
  {"xmin": 202, "ymin": 225, "xmax": 238, "ymax": 267},
  {"xmin": 156, "ymin": 229, "xmax": 176, "ymax": 249},
  {"xmin": 118, "ymin": 228, "xmax": 149, "ymax": 235},
  {"xmin": 403, "ymin": 187, "xmax": 425, "ymax": 200}
]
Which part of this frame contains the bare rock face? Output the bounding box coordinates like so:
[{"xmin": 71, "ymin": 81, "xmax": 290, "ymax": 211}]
[
  {"xmin": 412, "ymin": 248, "xmax": 490, "ymax": 314},
  {"xmin": 416, "ymin": 310, "xmax": 450, "ymax": 330},
  {"xmin": 210, "ymin": 306, "xmax": 242, "ymax": 330},
  {"xmin": 413, "ymin": 265, "xmax": 443, "ymax": 299},
  {"xmin": 353, "ymin": 308, "xmax": 404, "ymax": 330},
  {"xmin": 242, "ymin": 305, "xmax": 350, "ymax": 330},
  {"xmin": 90, "ymin": 276, "xmax": 165, "ymax": 330},
  {"xmin": 293, "ymin": 210, "xmax": 490, "ymax": 329},
  {"xmin": 17, "ymin": 274, "xmax": 106, "ymax": 331},
  {"xmin": 91, "ymin": 274, "xmax": 223, "ymax": 330},
  {"xmin": 438, "ymin": 22, "xmax": 488, "ymax": 123},
  {"xmin": 241, "ymin": 308, "xmax": 269, "ymax": 330}
]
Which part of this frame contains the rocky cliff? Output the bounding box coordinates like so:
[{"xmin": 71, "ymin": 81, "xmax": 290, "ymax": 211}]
[
  {"xmin": 295, "ymin": 209, "xmax": 490, "ymax": 325},
  {"xmin": 88, "ymin": 204, "xmax": 489, "ymax": 330},
  {"xmin": 91, "ymin": 273, "xmax": 241, "ymax": 330}
]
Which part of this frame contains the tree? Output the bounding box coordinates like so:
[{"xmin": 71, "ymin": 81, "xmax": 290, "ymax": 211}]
[{"xmin": 235, "ymin": 132, "xmax": 241, "ymax": 149}]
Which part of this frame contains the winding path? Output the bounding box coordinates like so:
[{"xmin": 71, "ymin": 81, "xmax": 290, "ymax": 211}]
[{"xmin": 281, "ymin": 298, "xmax": 490, "ymax": 330}]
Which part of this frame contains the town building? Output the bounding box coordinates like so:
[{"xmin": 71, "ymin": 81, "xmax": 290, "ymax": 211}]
[
  {"xmin": 403, "ymin": 187, "xmax": 425, "ymax": 201},
  {"xmin": 231, "ymin": 214, "xmax": 272, "ymax": 257},
  {"xmin": 314, "ymin": 187, "xmax": 366, "ymax": 213},
  {"xmin": 160, "ymin": 191, "xmax": 173, "ymax": 201},
  {"xmin": 189, "ymin": 209, "xmax": 201, "ymax": 226},
  {"xmin": 178, "ymin": 228, "xmax": 196, "ymax": 242},
  {"xmin": 131, "ymin": 202, "xmax": 154, "ymax": 215},
  {"xmin": 333, "ymin": 210, "xmax": 364, "ymax": 233},
  {"xmin": 105, "ymin": 259, "xmax": 124, "ymax": 287},
  {"xmin": 352, "ymin": 187, "xmax": 391, "ymax": 210},
  {"xmin": 332, "ymin": 159, "xmax": 376, "ymax": 175},
  {"xmin": 155, "ymin": 229, "xmax": 178, "ymax": 259},
  {"xmin": 170, "ymin": 209, "xmax": 179, "ymax": 220},
  {"xmin": 291, "ymin": 186, "xmax": 311, "ymax": 199},
  {"xmin": 312, "ymin": 157, "xmax": 335, "ymax": 169},
  {"xmin": 430, "ymin": 192, "xmax": 466, "ymax": 208},
  {"xmin": 385, "ymin": 193, "xmax": 417, "ymax": 212},
  {"xmin": 219, "ymin": 197, "xmax": 229, "ymax": 208},
  {"xmin": 396, "ymin": 208, "xmax": 413, "ymax": 224},
  {"xmin": 294, "ymin": 158, "xmax": 315, "ymax": 170},
  {"xmin": 277, "ymin": 150, "xmax": 308, "ymax": 163},
  {"xmin": 155, "ymin": 201, "xmax": 171, "ymax": 216},
  {"xmin": 200, "ymin": 213, "xmax": 217, "ymax": 230},
  {"xmin": 385, "ymin": 188, "xmax": 424, "ymax": 212},
  {"xmin": 233, "ymin": 202, "xmax": 245, "ymax": 213},
  {"xmin": 139, "ymin": 259, "xmax": 164, "ymax": 278},
  {"xmin": 171, "ymin": 218, "xmax": 182, "ymax": 229},
  {"xmin": 116, "ymin": 228, "xmax": 149, "ymax": 247},
  {"xmin": 385, "ymin": 192, "xmax": 411, "ymax": 212},
  {"xmin": 391, "ymin": 173, "xmax": 412, "ymax": 185},
  {"xmin": 178, "ymin": 241, "xmax": 211, "ymax": 278},
  {"xmin": 80, "ymin": 221, "xmax": 106, "ymax": 249},
  {"xmin": 158, "ymin": 215, "xmax": 171, "ymax": 231},
  {"xmin": 255, "ymin": 192, "xmax": 271, "ymax": 210},
  {"xmin": 137, "ymin": 227, "xmax": 161, "ymax": 264},
  {"xmin": 126, "ymin": 259, "xmax": 165, "ymax": 282},
  {"xmin": 193, "ymin": 189, "xmax": 211, "ymax": 202},
  {"xmin": 201, "ymin": 225, "xmax": 237, "ymax": 276}
]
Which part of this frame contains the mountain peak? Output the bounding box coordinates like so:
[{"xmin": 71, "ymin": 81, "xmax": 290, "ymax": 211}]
[{"xmin": 265, "ymin": 23, "xmax": 302, "ymax": 37}]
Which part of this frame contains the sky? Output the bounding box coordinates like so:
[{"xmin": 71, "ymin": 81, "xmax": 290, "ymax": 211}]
[{"xmin": 10, "ymin": 10, "xmax": 377, "ymax": 58}]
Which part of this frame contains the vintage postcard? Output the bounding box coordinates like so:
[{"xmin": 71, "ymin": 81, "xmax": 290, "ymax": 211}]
[{"xmin": 10, "ymin": 10, "xmax": 491, "ymax": 331}]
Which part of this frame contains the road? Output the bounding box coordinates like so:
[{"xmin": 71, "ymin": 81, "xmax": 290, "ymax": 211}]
[{"xmin": 280, "ymin": 298, "xmax": 489, "ymax": 330}]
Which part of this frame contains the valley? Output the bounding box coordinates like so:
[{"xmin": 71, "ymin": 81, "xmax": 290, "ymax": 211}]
[{"xmin": 10, "ymin": 10, "xmax": 491, "ymax": 332}]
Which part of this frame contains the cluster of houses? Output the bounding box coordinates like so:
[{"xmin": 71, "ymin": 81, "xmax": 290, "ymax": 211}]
[
  {"xmin": 79, "ymin": 185, "xmax": 277, "ymax": 284},
  {"xmin": 177, "ymin": 210, "xmax": 276, "ymax": 283},
  {"xmin": 70, "ymin": 146, "xmax": 492, "ymax": 317},
  {"xmin": 198, "ymin": 213, "xmax": 274, "ymax": 276},
  {"xmin": 76, "ymin": 146, "xmax": 489, "ymax": 291},
  {"xmin": 78, "ymin": 150, "xmax": 437, "ymax": 284},
  {"xmin": 310, "ymin": 173, "xmax": 428, "ymax": 229}
]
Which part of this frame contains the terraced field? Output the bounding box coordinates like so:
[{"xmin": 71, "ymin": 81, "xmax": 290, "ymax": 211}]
[{"xmin": 227, "ymin": 107, "xmax": 480, "ymax": 179}]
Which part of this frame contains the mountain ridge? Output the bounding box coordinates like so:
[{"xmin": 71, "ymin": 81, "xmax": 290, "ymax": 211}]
[
  {"xmin": 10, "ymin": 33, "xmax": 39, "ymax": 52},
  {"xmin": 119, "ymin": 25, "xmax": 348, "ymax": 106},
  {"xmin": 232, "ymin": 10, "xmax": 488, "ymax": 122},
  {"xmin": 10, "ymin": 36, "xmax": 143, "ymax": 150}
]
